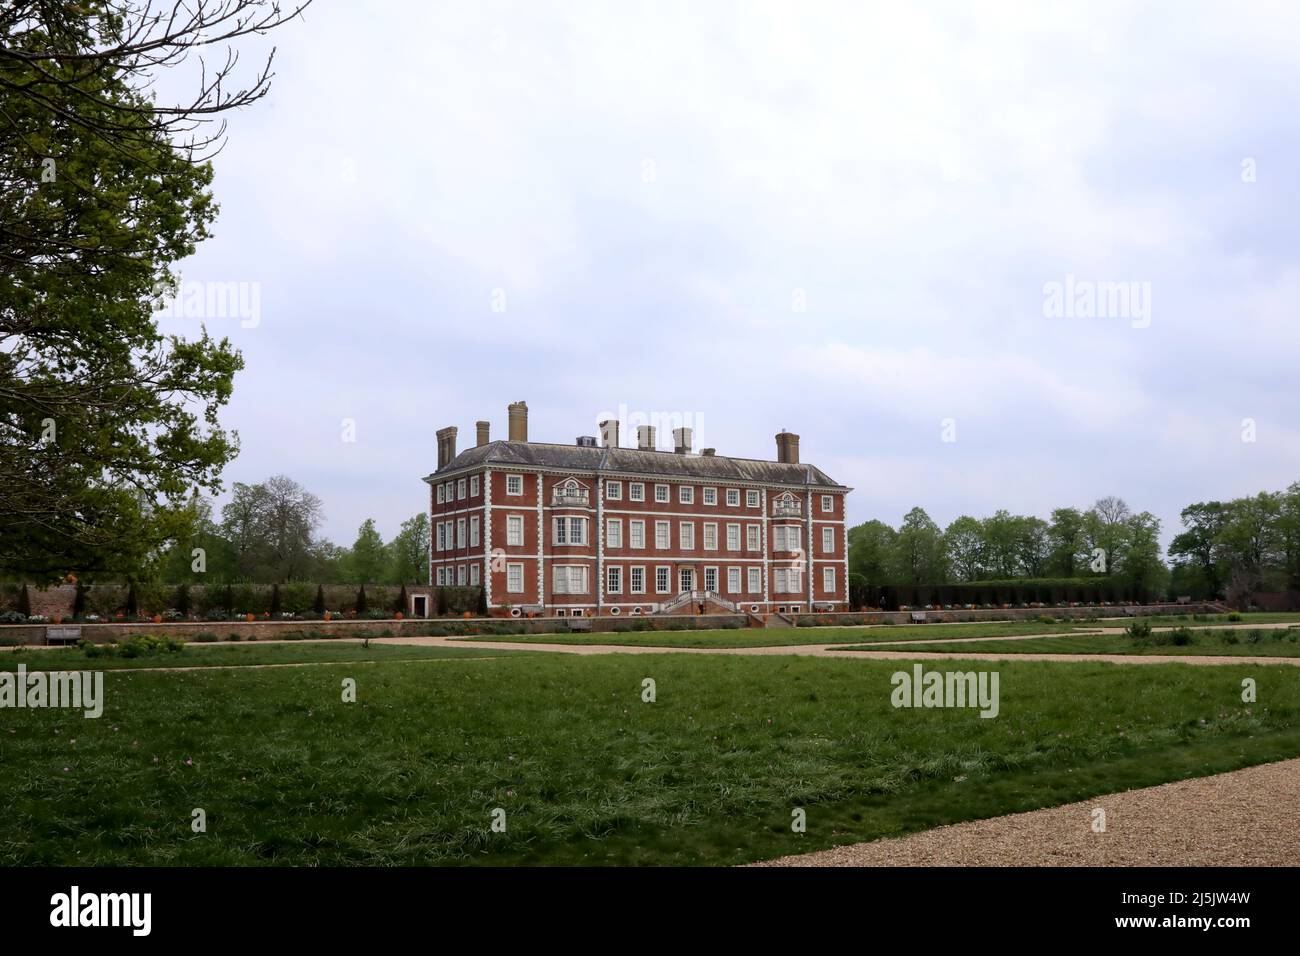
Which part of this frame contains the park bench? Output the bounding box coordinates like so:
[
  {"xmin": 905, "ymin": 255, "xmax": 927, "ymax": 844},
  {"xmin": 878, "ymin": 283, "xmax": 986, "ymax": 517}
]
[
  {"xmin": 45, "ymin": 625, "xmax": 83, "ymax": 646},
  {"xmin": 909, "ymin": 611, "xmax": 927, "ymax": 623},
  {"xmin": 567, "ymin": 617, "xmax": 592, "ymax": 632}
]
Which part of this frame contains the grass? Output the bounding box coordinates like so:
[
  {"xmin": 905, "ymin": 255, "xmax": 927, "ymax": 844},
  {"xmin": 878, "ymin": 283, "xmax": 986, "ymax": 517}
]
[
  {"xmin": 3, "ymin": 651, "xmax": 1298, "ymax": 865},
  {"xmin": 451, "ymin": 621, "xmax": 1091, "ymax": 648},
  {"xmin": 0, "ymin": 641, "xmax": 529, "ymax": 671},
  {"xmin": 836, "ymin": 627, "xmax": 1300, "ymax": 657},
  {"xmin": 1088, "ymin": 612, "xmax": 1300, "ymax": 628}
]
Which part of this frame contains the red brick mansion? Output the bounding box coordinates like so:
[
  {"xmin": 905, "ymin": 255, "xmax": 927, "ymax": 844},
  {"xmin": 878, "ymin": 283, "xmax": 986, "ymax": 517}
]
[{"xmin": 425, "ymin": 402, "xmax": 851, "ymax": 617}]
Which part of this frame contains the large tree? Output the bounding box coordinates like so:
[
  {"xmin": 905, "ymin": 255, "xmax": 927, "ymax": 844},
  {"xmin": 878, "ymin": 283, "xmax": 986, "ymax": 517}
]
[
  {"xmin": 389, "ymin": 513, "xmax": 431, "ymax": 585},
  {"xmin": 890, "ymin": 507, "xmax": 946, "ymax": 586},
  {"xmin": 220, "ymin": 475, "xmax": 321, "ymax": 581},
  {"xmin": 0, "ymin": 2, "xmax": 307, "ymax": 580}
]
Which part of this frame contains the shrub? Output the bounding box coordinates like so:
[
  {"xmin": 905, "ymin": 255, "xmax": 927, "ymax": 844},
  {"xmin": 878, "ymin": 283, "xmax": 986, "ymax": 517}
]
[
  {"xmin": 225, "ymin": 633, "xmax": 243, "ymax": 642},
  {"xmin": 1222, "ymin": 632, "xmax": 1240, "ymax": 645},
  {"xmin": 111, "ymin": 635, "xmax": 185, "ymax": 659},
  {"xmin": 1168, "ymin": 626, "xmax": 1193, "ymax": 646},
  {"xmin": 1125, "ymin": 620, "xmax": 1153, "ymax": 641},
  {"xmin": 1036, "ymin": 614, "xmax": 1055, "ymax": 624},
  {"xmin": 1227, "ymin": 612, "xmax": 1243, "ymax": 622},
  {"xmin": 313, "ymin": 585, "xmax": 326, "ymax": 616},
  {"xmin": 194, "ymin": 632, "xmax": 218, "ymax": 643},
  {"xmin": 1246, "ymin": 629, "xmax": 1264, "ymax": 644}
]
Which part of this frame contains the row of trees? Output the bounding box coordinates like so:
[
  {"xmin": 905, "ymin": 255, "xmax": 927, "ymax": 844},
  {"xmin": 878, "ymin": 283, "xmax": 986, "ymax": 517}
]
[
  {"xmin": 849, "ymin": 497, "xmax": 1166, "ymax": 593},
  {"xmin": 1168, "ymin": 483, "xmax": 1300, "ymax": 603},
  {"xmin": 150, "ymin": 475, "xmax": 430, "ymax": 586}
]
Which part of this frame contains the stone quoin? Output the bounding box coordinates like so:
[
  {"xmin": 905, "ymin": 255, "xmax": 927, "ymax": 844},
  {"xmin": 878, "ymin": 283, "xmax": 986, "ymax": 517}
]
[{"xmin": 423, "ymin": 402, "xmax": 852, "ymax": 618}]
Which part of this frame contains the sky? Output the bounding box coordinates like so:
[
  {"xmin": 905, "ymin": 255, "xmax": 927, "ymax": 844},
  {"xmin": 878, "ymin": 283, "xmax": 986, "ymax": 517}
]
[{"xmin": 156, "ymin": 0, "xmax": 1300, "ymax": 549}]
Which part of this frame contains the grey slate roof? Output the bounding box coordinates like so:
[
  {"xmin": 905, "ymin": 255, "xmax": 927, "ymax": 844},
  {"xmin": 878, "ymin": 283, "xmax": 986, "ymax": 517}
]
[{"xmin": 424, "ymin": 441, "xmax": 846, "ymax": 489}]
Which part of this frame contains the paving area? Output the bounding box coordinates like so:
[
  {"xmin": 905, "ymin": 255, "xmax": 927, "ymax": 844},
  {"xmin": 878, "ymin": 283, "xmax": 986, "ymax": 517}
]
[{"xmin": 752, "ymin": 757, "xmax": 1300, "ymax": 866}]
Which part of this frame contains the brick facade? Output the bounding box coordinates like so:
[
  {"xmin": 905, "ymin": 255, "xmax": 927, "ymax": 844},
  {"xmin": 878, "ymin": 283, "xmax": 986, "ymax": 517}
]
[{"xmin": 426, "ymin": 405, "xmax": 851, "ymax": 618}]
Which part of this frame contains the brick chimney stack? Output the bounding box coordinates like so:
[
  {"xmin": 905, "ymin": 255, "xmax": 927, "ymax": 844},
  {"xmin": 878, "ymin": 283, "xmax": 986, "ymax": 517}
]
[{"xmin": 507, "ymin": 401, "xmax": 528, "ymax": 442}]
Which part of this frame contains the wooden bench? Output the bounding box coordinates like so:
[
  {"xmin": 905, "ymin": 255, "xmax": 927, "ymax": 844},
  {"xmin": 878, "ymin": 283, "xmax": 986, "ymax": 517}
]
[
  {"xmin": 909, "ymin": 611, "xmax": 928, "ymax": 623},
  {"xmin": 45, "ymin": 625, "xmax": 83, "ymax": 646}
]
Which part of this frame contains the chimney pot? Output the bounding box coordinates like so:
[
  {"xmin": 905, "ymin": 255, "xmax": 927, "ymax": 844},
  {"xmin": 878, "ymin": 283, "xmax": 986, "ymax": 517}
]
[
  {"xmin": 476, "ymin": 420, "xmax": 490, "ymax": 447},
  {"xmin": 673, "ymin": 426, "xmax": 693, "ymax": 454},
  {"xmin": 775, "ymin": 430, "xmax": 800, "ymax": 464},
  {"xmin": 702, "ymin": 447, "xmax": 715, "ymax": 457},
  {"xmin": 636, "ymin": 425, "xmax": 656, "ymax": 451},
  {"xmin": 507, "ymin": 401, "xmax": 528, "ymax": 442},
  {"xmin": 436, "ymin": 425, "xmax": 458, "ymax": 469},
  {"xmin": 599, "ymin": 419, "xmax": 620, "ymax": 448}
]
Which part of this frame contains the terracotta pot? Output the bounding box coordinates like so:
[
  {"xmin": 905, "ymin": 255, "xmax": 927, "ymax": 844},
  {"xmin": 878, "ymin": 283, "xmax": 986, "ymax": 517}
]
[{"xmin": 394, "ymin": 612, "xmax": 403, "ymax": 620}]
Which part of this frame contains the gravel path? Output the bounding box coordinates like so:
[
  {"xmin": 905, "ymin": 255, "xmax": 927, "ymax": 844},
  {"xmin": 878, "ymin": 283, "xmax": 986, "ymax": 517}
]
[
  {"xmin": 752, "ymin": 757, "xmax": 1300, "ymax": 866},
  {"xmin": 380, "ymin": 635, "xmax": 1300, "ymax": 666}
]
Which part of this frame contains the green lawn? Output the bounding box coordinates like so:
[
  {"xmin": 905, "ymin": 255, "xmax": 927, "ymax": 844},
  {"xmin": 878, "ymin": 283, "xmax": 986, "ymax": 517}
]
[
  {"xmin": 0, "ymin": 641, "xmax": 528, "ymax": 671},
  {"xmin": 451, "ymin": 621, "xmax": 1091, "ymax": 648},
  {"xmin": 3, "ymin": 652, "xmax": 1298, "ymax": 865},
  {"xmin": 837, "ymin": 628, "xmax": 1300, "ymax": 657},
  {"xmin": 1088, "ymin": 612, "xmax": 1300, "ymax": 628}
]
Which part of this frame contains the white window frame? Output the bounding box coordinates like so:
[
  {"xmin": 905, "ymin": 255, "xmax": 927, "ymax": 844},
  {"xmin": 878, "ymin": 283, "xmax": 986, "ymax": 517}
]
[
  {"xmin": 436, "ymin": 485, "xmax": 445, "ymax": 504},
  {"xmin": 629, "ymin": 482, "xmax": 645, "ymax": 502},
  {"xmin": 552, "ymin": 565, "xmax": 589, "ymax": 595},
  {"xmin": 703, "ymin": 487, "xmax": 717, "ymax": 505},
  {"xmin": 679, "ymin": 485, "xmax": 694, "ymax": 504},
  {"xmin": 821, "ymin": 494, "xmax": 833, "ymax": 513},
  {"xmin": 606, "ymin": 481, "xmax": 622, "ymax": 501},
  {"xmin": 679, "ymin": 521, "xmax": 695, "ymax": 550},
  {"xmin": 506, "ymin": 514, "xmax": 524, "ymax": 547},
  {"xmin": 606, "ymin": 565, "xmax": 622, "ymax": 594},
  {"xmin": 470, "ymin": 563, "xmax": 481, "ymax": 585},
  {"xmin": 704, "ymin": 566, "xmax": 718, "ymax": 592},
  {"xmin": 436, "ymin": 567, "xmax": 446, "ymax": 586},
  {"xmin": 725, "ymin": 488, "xmax": 740, "ymax": 507},
  {"xmin": 456, "ymin": 518, "xmax": 466, "ymax": 548},
  {"xmin": 456, "ymin": 564, "xmax": 467, "ymax": 585},
  {"xmin": 506, "ymin": 474, "xmax": 524, "ymax": 496},
  {"xmin": 822, "ymin": 526, "xmax": 834, "ymax": 553},
  {"xmin": 457, "ymin": 478, "xmax": 466, "ymax": 500},
  {"xmin": 654, "ymin": 484, "xmax": 670, "ymax": 503},
  {"xmin": 726, "ymin": 523, "xmax": 741, "ymax": 550},
  {"xmin": 747, "ymin": 489, "xmax": 760, "ymax": 508},
  {"xmin": 470, "ymin": 515, "xmax": 481, "ymax": 547},
  {"xmin": 703, "ymin": 522, "xmax": 718, "ymax": 550},
  {"xmin": 607, "ymin": 518, "xmax": 623, "ymax": 549},
  {"xmin": 727, "ymin": 567, "xmax": 741, "ymax": 593},
  {"xmin": 470, "ymin": 475, "xmax": 479, "ymax": 497},
  {"xmin": 507, "ymin": 562, "xmax": 524, "ymax": 593},
  {"xmin": 748, "ymin": 566, "xmax": 761, "ymax": 593},
  {"xmin": 553, "ymin": 516, "xmax": 587, "ymax": 546},
  {"xmin": 630, "ymin": 566, "xmax": 646, "ymax": 594},
  {"xmin": 746, "ymin": 525, "xmax": 760, "ymax": 551},
  {"xmin": 654, "ymin": 520, "xmax": 670, "ymax": 550},
  {"xmin": 655, "ymin": 566, "xmax": 670, "ymax": 594},
  {"xmin": 823, "ymin": 566, "xmax": 836, "ymax": 593},
  {"xmin": 630, "ymin": 519, "xmax": 645, "ymax": 549}
]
